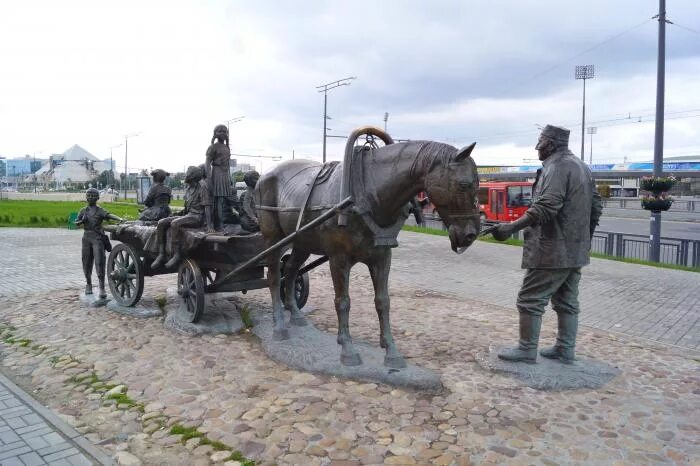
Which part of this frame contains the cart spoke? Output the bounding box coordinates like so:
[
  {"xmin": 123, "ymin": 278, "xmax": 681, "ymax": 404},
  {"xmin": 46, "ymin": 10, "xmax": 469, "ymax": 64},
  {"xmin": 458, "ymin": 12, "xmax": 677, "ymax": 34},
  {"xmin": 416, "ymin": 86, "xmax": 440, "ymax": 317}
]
[
  {"xmin": 188, "ymin": 295, "xmax": 196, "ymax": 313},
  {"xmin": 125, "ymin": 282, "xmax": 132, "ymax": 299}
]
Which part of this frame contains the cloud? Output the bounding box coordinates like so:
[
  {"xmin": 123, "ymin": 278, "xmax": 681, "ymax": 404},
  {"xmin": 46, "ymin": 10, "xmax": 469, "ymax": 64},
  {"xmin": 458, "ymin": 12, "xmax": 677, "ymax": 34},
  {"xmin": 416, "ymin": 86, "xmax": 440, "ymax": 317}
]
[{"xmin": 0, "ymin": 0, "xmax": 698, "ymax": 172}]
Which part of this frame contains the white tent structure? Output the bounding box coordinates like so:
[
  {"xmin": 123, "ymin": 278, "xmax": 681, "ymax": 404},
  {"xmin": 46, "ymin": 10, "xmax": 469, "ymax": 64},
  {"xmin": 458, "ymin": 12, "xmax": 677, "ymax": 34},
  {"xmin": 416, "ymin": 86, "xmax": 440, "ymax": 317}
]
[{"xmin": 34, "ymin": 144, "xmax": 114, "ymax": 186}]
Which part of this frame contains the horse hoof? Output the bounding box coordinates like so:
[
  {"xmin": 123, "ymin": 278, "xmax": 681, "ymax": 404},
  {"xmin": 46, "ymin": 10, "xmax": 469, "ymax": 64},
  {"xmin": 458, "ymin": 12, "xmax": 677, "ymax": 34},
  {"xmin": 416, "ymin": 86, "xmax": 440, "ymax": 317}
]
[
  {"xmin": 341, "ymin": 352, "xmax": 363, "ymax": 366},
  {"xmin": 384, "ymin": 355, "xmax": 407, "ymax": 369},
  {"xmin": 290, "ymin": 316, "xmax": 308, "ymax": 327},
  {"xmin": 273, "ymin": 328, "xmax": 290, "ymax": 341}
]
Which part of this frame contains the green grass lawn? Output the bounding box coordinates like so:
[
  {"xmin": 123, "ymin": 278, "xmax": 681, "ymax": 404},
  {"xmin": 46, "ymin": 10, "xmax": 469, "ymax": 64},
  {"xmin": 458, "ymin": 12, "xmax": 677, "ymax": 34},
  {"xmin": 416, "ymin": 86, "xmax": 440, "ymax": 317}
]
[{"xmin": 0, "ymin": 200, "xmax": 141, "ymax": 228}]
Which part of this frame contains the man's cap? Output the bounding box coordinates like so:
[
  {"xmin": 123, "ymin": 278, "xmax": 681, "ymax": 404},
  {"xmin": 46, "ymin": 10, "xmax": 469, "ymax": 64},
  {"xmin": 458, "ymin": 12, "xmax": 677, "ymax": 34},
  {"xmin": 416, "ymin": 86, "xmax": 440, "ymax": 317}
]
[{"xmin": 540, "ymin": 125, "xmax": 570, "ymax": 144}]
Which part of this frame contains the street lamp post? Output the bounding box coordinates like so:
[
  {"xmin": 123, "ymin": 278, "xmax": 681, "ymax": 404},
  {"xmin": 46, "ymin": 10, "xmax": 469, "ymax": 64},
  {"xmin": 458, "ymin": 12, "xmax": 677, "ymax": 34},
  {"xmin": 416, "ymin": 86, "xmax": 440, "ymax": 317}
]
[
  {"xmin": 316, "ymin": 77, "xmax": 356, "ymax": 163},
  {"xmin": 575, "ymin": 65, "xmax": 595, "ymax": 161},
  {"xmin": 110, "ymin": 144, "xmax": 122, "ymax": 192},
  {"xmin": 383, "ymin": 112, "xmax": 389, "ymax": 132},
  {"xmin": 123, "ymin": 132, "xmax": 140, "ymax": 200},
  {"xmin": 224, "ymin": 116, "xmax": 245, "ymax": 136},
  {"xmin": 587, "ymin": 126, "xmax": 597, "ymax": 165}
]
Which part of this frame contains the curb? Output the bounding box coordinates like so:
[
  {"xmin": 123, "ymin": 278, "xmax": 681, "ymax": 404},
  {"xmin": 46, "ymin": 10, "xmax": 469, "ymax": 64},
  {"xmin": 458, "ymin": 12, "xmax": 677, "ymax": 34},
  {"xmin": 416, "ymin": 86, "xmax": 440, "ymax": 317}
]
[{"xmin": 0, "ymin": 370, "xmax": 116, "ymax": 466}]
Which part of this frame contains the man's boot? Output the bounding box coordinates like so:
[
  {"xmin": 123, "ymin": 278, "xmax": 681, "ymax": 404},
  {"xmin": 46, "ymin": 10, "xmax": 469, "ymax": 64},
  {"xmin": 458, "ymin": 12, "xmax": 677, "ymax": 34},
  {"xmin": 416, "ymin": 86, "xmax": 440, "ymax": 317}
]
[
  {"xmin": 151, "ymin": 244, "xmax": 167, "ymax": 269},
  {"xmin": 498, "ymin": 313, "xmax": 542, "ymax": 364},
  {"xmin": 84, "ymin": 283, "xmax": 93, "ymax": 295},
  {"xmin": 98, "ymin": 278, "xmax": 107, "ymax": 299},
  {"xmin": 540, "ymin": 313, "xmax": 577, "ymax": 364}
]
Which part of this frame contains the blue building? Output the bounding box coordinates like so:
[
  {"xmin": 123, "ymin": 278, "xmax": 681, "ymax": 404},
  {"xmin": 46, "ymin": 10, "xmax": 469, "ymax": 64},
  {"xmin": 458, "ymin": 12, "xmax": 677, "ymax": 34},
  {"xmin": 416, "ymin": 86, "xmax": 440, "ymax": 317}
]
[{"xmin": 4, "ymin": 157, "xmax": 42, "ymax": 177}]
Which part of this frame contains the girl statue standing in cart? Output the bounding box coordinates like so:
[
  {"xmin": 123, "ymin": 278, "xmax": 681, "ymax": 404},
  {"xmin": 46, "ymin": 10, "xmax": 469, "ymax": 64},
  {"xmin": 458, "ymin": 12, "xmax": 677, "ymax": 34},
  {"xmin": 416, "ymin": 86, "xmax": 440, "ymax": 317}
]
[
  {"xmin": 205, "ymin": 124, "xmax": 233, "ymax": 230},
  {"xmin": 75, "ymin": 188, "xmax": 123, "ymax": 299},
  {"xmin": 151, "ymin": 165, "xmax": 215, "ymax": 270}
]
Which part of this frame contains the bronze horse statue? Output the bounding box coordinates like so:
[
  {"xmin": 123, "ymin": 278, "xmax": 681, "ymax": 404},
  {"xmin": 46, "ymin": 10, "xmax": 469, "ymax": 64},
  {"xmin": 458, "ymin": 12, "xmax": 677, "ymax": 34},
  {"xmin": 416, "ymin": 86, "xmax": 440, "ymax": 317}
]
[{"xmin": 256, "ymin": 127, "xmax": 480, "ymax": 368}]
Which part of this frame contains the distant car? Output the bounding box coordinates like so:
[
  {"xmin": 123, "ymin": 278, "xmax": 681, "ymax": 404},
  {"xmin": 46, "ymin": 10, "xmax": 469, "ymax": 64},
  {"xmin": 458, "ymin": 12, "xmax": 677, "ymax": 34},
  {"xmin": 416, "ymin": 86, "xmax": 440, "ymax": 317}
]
[{"xmin": 100, "ymin": 188, "xmax": 119, "ymax": 197}]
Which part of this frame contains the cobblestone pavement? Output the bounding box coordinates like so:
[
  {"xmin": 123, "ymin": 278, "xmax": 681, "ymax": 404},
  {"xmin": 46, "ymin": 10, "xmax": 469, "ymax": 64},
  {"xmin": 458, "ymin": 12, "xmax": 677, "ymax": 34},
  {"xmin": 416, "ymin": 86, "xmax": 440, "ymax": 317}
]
[
  {"xmin": 0, "ymin": 228, "xmax": 698, "ymax": 465},
  {"xmin": 0, "ymin": 275, "xmax": 697, "ymax": 464},
  {"xmin": 1, "ymin": 228, "xmax": 698, "ymax": 349}
]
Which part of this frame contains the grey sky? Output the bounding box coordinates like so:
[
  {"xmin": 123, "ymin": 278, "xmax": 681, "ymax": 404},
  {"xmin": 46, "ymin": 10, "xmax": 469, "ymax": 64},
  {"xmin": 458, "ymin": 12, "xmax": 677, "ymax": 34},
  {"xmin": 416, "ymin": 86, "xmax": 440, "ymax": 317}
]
[{"xmin": 0, "ymin": 0, "xmax": 698, "ymax": 173}]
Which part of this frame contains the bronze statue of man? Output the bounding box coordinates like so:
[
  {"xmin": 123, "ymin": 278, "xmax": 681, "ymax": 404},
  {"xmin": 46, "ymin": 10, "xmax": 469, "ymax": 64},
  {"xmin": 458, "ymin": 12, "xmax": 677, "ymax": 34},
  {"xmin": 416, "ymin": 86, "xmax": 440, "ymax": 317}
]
[
  {"xmin": 76, "ymin": 188, "xmax": 123, "ymax": 298},
  {"xmin": 239, "ymin": 170, "xmax": 260, "ymax": 232},
  {"xmin": 151, "ymin": 165, "xmax": 214, "ymax": 270},
  {"xmin": 139, "ymin": 169, "xmax": 172, "ymax": 222},
  {"xmin": 205, "ymin": 124, "xmax": 233, "ymax": 230},
  {"xmin": 492, "ymin": 125, "xmax": 603, "ymax": 364}
]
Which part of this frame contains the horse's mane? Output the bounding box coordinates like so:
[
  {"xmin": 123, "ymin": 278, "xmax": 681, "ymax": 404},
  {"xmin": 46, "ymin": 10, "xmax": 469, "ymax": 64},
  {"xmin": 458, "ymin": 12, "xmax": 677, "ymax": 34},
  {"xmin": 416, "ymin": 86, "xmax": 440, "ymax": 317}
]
[{"xmin": 399, "ymin": 140, "xmax": 457, "ymax": 177}]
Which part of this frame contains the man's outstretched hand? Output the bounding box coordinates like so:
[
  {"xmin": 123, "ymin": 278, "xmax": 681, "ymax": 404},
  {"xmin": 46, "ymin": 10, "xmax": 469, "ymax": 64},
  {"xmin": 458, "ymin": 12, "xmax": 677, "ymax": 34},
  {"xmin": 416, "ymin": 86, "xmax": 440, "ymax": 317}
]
[{"xmin": 492, "ymin": 223, "xmax": 514, "ymax": 241}]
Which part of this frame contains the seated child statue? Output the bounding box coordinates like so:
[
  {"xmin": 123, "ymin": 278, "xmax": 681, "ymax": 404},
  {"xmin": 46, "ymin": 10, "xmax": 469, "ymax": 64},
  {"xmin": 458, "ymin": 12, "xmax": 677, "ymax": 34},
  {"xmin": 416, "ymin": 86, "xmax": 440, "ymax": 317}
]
[
  {"xmin": 239, "ymin": 170, "xmax": 260, "ymax": 233},
  {"xmin": 150, "ymin": 165, "xmax": 214, "ymax": 270},
  {"xmin": 75, "ymin": 188, "xmax": 123, "ymax": 298},
  {"xmin": 139, "ymin": 169, "xmax": 172, "ymax": 222}
]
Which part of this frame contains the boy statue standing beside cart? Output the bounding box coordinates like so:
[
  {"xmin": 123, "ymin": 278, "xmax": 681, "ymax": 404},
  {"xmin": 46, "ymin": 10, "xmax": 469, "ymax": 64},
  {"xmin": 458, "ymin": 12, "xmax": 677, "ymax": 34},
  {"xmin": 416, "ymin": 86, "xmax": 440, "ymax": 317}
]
[
  {"xmin": 76, "ymin": 188, "xmax": 124, "ymax": 300},
  {"xmin": 151, "ymin": 165, "xmax": 215, "ymax": 270},
  {"xmin": 206, "ymin": 124, "xmax": 233, "ymax": 230}
]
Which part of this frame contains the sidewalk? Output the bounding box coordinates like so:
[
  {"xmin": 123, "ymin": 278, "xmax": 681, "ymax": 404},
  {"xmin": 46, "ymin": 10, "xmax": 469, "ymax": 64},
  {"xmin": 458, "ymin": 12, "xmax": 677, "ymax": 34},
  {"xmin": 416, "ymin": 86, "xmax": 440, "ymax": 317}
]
[
  {"xmin": 391, "ymin": 230, "xmax": 700, "ymax": 350},
  {"xmin": 0, "ymin": 372, "xmax": 110, "ymax": 465}
]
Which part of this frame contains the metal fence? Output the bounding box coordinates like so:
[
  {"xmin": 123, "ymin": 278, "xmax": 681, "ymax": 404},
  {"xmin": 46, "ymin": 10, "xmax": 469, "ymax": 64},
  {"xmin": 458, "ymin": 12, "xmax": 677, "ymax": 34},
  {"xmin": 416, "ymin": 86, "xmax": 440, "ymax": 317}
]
[
  {"xmin": 410, "ymin": 215, "xmax": 700, "ymax": 268},
  {"xmin": 603, "ymin": 198, "xmax": 698, "ymax": 212}
]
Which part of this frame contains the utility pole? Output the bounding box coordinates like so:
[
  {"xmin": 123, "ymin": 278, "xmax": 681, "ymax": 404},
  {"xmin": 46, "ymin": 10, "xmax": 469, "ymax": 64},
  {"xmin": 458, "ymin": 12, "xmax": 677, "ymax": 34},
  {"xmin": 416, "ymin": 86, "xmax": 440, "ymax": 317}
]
[
  {"xmin": 383, "ymin": 112, "xmax": 389, "ymax": 132},
  {"xmin": 650, "ymin": 0, "xmax": 667, "ymax": 263},
  {"xmin": 587, "ymin": 127, "xmax": 597, "ymax": 164},
  {"xmin": 316, "ymin": 77, "xmax": 356, "ymax": 163},
  {"xmin": 110, "ymin": 144, "xmax": 122, "ymax": 192},
  {"xmin": 575, "ymin": 65, "xmax": 595, "ymax": 161},
  {"xmin": 123, "ymin": 132, "xmax": 140, "ymax": 200}
]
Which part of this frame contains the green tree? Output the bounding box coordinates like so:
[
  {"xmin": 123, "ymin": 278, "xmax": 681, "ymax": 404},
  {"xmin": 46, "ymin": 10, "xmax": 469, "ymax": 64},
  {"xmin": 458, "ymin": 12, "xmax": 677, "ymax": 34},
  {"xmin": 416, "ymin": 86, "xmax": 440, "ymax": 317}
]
[
  {"xmin": 232, "ymin": 171, "xmax": 245, "ymax": 183},
  {"xmin": 95, "ymin": 170, "xmax": 112, "ymax": 188}
]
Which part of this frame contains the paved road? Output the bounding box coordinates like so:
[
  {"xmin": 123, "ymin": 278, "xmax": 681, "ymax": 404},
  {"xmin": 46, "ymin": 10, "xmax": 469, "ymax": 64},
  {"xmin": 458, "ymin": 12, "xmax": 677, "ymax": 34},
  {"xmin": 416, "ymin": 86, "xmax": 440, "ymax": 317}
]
[{"xmin": 598, "ymin": 216, "xmax": 700, "ymax": 240}]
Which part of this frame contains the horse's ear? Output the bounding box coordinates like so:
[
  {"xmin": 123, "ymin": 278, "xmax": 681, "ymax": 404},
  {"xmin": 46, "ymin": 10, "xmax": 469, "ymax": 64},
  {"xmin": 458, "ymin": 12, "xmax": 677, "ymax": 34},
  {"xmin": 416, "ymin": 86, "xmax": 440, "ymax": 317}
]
[{"xmin": 455, "ymin": 142, "xmax": 476, "ymax": 162}]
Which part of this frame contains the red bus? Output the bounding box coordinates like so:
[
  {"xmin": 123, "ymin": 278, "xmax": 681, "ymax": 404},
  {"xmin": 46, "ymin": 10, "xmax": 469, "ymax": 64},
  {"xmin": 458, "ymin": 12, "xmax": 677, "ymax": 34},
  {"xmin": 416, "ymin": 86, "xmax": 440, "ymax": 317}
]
[
  {"xmin": 419, "ymin": 181, "xmax": 533, "ymax": 223},
  {"xmin": 478, "ymin": 181, "xmax": 533, "ymax": 222}
]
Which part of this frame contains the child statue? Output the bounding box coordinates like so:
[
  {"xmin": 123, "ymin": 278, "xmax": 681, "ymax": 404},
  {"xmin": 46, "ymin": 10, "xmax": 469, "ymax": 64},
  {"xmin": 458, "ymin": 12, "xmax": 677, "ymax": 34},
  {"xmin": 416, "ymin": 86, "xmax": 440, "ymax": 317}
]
[
  {"xmin": 139, "ymin": 169, "xmax": 172, "ymax": 222},
  {"xmin": 205, "ymin": 124, "xmax": 233, "ymax": 230},
  {"xmin": 150, "ymin": 165, "xmax": 214, "ymax": 270},
  {"xmin": 75, "ymin": 188, "xmax": 123, "ymax": 299},
  {"xmin": 239, "ymin": 170, "xmax": 260, "ymax": 233}
]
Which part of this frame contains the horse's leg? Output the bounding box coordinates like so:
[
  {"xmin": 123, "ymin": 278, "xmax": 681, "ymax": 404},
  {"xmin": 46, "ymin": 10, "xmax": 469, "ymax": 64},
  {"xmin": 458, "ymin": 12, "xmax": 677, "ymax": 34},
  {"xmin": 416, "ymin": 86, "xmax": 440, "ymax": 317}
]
[
  {"xmin": 329, "ymin": 255, "xmax": 362, "ymax": 366},
  {"xmin": 266, "ymin": 247, "xmax": 289, "ymax": 340},
  {"xmin": 283, "ymin": 248, "xmax": 310, "ymax": 326},
  {"xmin": 368, "ymin": 249, "xmax": 406, "ymax": 369}
]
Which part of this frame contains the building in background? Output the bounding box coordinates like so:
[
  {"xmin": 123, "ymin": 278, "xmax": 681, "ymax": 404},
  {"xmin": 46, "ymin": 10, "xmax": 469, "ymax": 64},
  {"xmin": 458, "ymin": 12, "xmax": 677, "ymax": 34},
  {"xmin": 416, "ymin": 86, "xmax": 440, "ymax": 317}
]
[{"xmin": 34, "ymin": 144, "xmax": 115, "ymax": 187}]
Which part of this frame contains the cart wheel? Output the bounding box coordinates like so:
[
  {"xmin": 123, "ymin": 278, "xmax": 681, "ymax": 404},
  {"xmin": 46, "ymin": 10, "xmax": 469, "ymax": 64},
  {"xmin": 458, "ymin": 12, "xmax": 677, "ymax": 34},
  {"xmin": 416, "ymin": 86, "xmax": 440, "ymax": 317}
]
[
  {"xmin": 107, "ymin": 243, "xmax": 144, "ymax": 307},
  {"xmin": 280, "ymin": 256, "xmax": 310, "ymax": 310},
  {"xmin": 177, "ymin": 259, "xmax": 205, "ymax": 323}
]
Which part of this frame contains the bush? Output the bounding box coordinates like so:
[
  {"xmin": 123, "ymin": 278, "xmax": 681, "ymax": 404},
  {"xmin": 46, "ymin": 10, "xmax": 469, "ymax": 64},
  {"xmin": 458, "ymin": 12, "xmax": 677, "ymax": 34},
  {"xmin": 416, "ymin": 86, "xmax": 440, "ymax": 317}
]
[{"xmin": 597, "ymin": 184, "xmax": 611, "ymax": 198}]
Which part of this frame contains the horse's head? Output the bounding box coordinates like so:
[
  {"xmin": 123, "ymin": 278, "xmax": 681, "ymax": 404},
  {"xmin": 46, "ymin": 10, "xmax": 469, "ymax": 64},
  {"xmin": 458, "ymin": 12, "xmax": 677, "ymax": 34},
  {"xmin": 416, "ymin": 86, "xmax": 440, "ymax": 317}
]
[{"xmin": 424, "ymin": 142, "xmax": 480, "ymax": 254}]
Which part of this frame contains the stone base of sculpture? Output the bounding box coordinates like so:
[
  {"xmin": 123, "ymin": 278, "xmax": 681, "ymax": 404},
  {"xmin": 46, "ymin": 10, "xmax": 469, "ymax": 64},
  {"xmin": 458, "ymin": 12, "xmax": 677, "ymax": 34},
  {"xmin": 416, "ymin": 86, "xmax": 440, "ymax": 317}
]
[
  {"xmin": 106, "ymin": 301, "xmax": 162, "ymax": 318},
  {"xmin": 252, "ymin": 311, "xmax": 443, "ymax": 393},
  {"xmin": 476, "ymin": 344, "xmax": 620, "ymax": 390},
  {"xmin": 79, "ymin": 291, "xmax": 109, "ymax": 308},
  {"xmin": 163, "ymin": 288, "xmax": 244, "ymax": 336}
]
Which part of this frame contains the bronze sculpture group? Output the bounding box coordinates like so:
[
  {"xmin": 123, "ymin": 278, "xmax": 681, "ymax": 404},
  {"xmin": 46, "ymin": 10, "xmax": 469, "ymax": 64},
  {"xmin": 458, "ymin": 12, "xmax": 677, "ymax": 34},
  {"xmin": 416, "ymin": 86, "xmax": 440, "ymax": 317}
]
[{"xmin": 78, "ymin": 121, "xmax": 602, "ymax": 371}]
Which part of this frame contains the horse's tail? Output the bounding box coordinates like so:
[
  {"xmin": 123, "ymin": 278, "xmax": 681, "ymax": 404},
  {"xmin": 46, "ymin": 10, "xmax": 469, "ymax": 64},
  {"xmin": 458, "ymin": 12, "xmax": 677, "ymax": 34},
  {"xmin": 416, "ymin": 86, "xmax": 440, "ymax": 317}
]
[{"xmin": 338, "ymin": 126, "xmax": 395, "ymax": 226}]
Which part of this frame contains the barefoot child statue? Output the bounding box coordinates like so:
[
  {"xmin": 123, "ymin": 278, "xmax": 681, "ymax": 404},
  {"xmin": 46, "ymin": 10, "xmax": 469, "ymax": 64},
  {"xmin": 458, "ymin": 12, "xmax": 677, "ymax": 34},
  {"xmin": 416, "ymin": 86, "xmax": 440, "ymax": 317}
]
[
  {"xmin": 75, "ymin": 188, "xmax": 123, "ymax": 299},
  {"xmin": 150, "ymin": 165, "xmax": 214, "ymax": 270}
]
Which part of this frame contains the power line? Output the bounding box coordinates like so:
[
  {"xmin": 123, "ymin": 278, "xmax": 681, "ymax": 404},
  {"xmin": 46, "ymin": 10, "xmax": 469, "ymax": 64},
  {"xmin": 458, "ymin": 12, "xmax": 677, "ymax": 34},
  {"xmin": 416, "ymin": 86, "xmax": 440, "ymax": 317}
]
[
  {"xmin": 669, "ymin": 21, "xmax": 700, "ymax": 37},
  {"xmin": 497, "ymin": 16, "xmax": 655, "ymax": 96}
]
